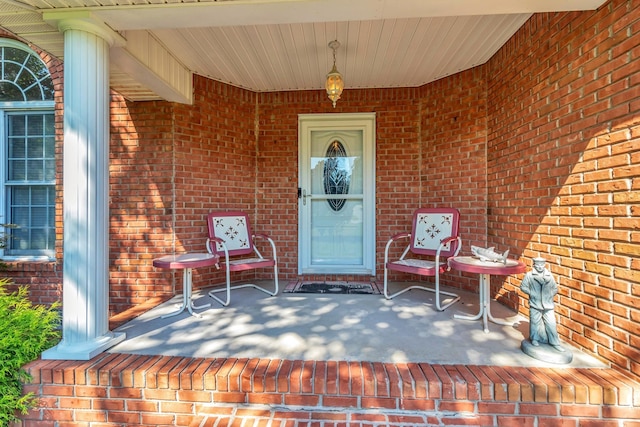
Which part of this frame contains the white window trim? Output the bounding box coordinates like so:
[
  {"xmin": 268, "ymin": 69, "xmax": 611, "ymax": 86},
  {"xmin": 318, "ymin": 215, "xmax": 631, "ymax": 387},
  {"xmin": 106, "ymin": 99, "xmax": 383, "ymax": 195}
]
[{"xmin": 0, "ymin": 110, "xmax": 56, "ymax": 261}]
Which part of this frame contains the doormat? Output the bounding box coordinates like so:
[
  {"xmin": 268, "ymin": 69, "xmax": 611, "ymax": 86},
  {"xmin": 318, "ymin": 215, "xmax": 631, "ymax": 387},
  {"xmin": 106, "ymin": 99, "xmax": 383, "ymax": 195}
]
[{"xmin": 284, "ymin": 281, "xmax": 380, "ymax": 295}]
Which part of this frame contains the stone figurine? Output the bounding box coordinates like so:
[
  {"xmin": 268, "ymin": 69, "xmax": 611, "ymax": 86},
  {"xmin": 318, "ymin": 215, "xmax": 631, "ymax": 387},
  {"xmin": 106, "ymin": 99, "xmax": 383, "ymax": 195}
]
[
  {"xmin": 520, "ymin": 257, "xmax": 573, "ymax": 364},
  {"xmin": 471, "ymin": 245, "xmax": 509, "ymax": 264}
]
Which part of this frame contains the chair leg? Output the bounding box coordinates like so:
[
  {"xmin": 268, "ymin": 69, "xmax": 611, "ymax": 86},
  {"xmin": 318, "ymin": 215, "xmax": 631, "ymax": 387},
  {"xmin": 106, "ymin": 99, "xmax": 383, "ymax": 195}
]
[
  {"xmin": 434, "ymin": 265, "xmax": 460, "ymax": 311},
  {"xmin": 271, "ymin": 263, "xmax": 279, "ymax": 295},
  {"xmin": 431, "ymin": 284, "xmax": 460, "ymax": 311},
  {"xmin": 384, "ymin": 266, "xmax": 414, "ymax": 299},
  {"xmin": 208, "ymin": 265, "xmax": 279, "ymax": 307},
  {"xmin": 208, "ymin": 263, "xmax": 232, "ymax": 307},
  {"xmin": 384, "ymin": 267, "xmax": 460, "ymax": 311}
]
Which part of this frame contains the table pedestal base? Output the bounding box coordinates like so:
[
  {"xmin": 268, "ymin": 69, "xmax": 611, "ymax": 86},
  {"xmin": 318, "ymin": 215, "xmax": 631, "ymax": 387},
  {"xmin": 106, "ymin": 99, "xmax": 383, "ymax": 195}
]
[
  {"xmin": 162, "ymin": 268, "xmax": 211, "ymax": 318},
  {"xmin": 454, "ymin": 273, "xmax": 514, "ymax": 333}
]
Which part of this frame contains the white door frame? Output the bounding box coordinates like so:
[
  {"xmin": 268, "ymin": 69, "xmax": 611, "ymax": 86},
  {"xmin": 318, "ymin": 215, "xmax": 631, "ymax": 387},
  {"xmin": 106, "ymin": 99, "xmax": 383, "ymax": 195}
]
[{"xmin": 298, "ymin": 112, "xmax": 376, "ymax": 276}]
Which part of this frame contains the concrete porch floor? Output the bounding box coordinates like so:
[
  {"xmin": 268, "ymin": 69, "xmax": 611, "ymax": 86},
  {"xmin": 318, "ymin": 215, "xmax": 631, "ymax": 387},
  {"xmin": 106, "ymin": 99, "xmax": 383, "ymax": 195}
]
[{"xmin": 109, "ymin": 281, "xmax": 604, "ymax": 369}]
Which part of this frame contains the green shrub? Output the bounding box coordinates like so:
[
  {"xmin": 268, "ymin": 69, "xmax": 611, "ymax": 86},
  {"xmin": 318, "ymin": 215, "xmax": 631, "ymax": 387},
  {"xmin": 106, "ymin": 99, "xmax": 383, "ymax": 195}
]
[{"xmin": 0, "ymin": 279, "xmax": 60, "ymax": 426}]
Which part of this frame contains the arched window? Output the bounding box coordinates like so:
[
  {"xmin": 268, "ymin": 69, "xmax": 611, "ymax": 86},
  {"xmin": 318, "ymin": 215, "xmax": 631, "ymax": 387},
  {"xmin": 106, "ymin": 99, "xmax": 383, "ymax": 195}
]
[
  {"xmin": 0, "ymin": 39, "xmax": 55, "ymax": 259},
  {"xmin": 0, "ymin": 40, "xmax": 54, "ymax": 102}
]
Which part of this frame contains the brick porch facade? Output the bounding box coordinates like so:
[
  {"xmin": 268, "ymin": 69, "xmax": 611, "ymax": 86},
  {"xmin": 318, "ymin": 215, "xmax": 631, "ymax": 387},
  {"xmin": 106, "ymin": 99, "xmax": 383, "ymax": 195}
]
[
  {"xmin": 2, "ymin": 0, "xmax": 640, "ymax": 424},
  {"xmin": 21, "ymin": 354, "xmax": 640, "ymax": 426}
]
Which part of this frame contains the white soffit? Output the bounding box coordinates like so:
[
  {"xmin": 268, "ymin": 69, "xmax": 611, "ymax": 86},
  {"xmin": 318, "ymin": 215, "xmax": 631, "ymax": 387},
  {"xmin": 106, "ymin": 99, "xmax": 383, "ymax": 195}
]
[
  {"xmin": 149, "ymin": 15, "xmax": 531, "ymax": 92},
  {"xmin": 0, "ymin": 0, "xmax": 609, "ymax": 99},
  {"xmin": 94, "ymin": 0, "xmax": 608, "ymax": 30}
]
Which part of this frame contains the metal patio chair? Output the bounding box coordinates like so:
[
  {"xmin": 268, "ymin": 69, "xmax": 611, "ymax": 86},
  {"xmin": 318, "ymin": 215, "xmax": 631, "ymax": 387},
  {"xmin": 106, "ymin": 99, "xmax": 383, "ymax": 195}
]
[
  {"xmin": 383, "ymin": 207, "xmax": 462, "ymax": 311},
  {"xmin": 205, "ymin": 211, "xmax": 279, "ymax": 306}
]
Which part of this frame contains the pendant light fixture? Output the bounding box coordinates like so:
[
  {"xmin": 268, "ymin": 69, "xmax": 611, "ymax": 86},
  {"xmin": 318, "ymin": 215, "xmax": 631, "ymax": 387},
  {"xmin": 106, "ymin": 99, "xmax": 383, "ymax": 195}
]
[{"xmin": 325, "ymin": 40, "xmax": 344, "ymax": 108}]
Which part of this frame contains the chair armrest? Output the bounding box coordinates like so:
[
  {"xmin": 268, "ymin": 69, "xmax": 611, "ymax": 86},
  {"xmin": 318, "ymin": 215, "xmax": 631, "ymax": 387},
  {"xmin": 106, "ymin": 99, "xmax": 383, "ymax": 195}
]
[
  {"xmin": 252, "ymin": 234, "xmax": 278, "ymax": 261},
  {"xmin": 443, "ymin": 235, "xmax": 462, "ymax": 257},
  {"xmin": 206, "ymin": 236, "xmax": 225, "ymax": 255},
  {"xmin": 440, "ymin": 235, "xmax": 458, "ymax": 248},
  {"xmin": 435, "ymin": 236, "xmax": 462, "ymax": 269},
  {"xmin": 206, "ymin": 236, "xmax": 229, "ymax": 272},
  {"xmin": 389, "ymin": 232, "xmax": 410, "ymax": 242},
  {"xmin": 384, "ymin": 232, "xmax": 411, "ymax": 264}
]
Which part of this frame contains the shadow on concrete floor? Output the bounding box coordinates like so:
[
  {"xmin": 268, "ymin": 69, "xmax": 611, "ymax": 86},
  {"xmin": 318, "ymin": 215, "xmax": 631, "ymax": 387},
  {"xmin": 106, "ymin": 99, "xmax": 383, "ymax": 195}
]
[{"xmin": 109, "ymin": 281, "xmax": 605, "ymax": 368}]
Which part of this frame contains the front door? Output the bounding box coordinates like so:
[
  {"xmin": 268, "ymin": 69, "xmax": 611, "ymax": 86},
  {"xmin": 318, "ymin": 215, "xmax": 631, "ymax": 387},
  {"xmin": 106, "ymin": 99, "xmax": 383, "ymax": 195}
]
[{"xmin": 298, "ymin": 113, "xmax": 376, "ymax": 275}]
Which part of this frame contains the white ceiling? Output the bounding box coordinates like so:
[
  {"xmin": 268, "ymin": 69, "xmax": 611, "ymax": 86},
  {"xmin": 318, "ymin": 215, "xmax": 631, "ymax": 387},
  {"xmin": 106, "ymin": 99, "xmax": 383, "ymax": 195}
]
[
  {"xmin": 151, "ymin": 15, "xmax": 528, "ymax": 92},
  {"xmin": 0, "ymin": 0, "xmax": 608, "ymax": 100}
]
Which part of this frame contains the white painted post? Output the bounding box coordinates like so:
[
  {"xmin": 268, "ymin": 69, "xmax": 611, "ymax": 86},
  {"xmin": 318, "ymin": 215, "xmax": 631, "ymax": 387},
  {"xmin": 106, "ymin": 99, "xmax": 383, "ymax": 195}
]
[{"xmin": 42, "ymin": 16, "xmax": 126, "ymax": 360}]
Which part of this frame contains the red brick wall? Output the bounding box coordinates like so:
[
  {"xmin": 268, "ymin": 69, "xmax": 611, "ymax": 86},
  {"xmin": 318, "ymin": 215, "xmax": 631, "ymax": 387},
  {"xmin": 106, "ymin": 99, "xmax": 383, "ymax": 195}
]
[
  {"xmin": 172, "ymin": 78, "xmax": 258, "ymax": 287},
  {"xmin": 5, "ymin": 0, "xmax": 640, "ymax": 383},
  {"xmin": 419, "ymin": 67, "xmax": 489, "ymax": 291},
  {"xmin": 486, "ymin": 0, "xmax": 640, "ymax": 377},
  {"xmin": 108, "ymin": 78, "xmax": 258, "ymax": 312},
  {"xmin": 109, "ymin": 97, "xmax": 175, "ymax": 311},
  {"xmin": 173, "ymin": 78, "xmax": 257, "ymax": 248},
  {"xmin": 20, "ymin": 355, "xmax": 640, "ymax": 427}
]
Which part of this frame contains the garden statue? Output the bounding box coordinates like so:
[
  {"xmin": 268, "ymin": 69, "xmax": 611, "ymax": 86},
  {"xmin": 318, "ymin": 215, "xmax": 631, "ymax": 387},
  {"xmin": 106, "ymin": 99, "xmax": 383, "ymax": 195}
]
[{"xmin": 520, "ymin": 257, "xmax": 573, "ymax": 364}]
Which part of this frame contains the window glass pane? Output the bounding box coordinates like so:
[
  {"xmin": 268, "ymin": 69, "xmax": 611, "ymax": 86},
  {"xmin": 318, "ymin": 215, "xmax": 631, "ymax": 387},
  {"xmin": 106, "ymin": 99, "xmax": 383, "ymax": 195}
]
[
  {"xmin": 26, "ymin": 55, "xmax": 47, "ymax": 79},
  {"xmin": 5, "ymin": 47, "xmax": 27, "ymax": 64},
  {"xmin": 17, "ymin": 69, "xmax": 36, "ymax": 90},
  {"xmin": 27, "ymin": 160, "xmax": 43, "ymax": 180},
  {"xmin": 27, "ymin": 137, "xmax": 44, "ymax": 158},
  {"xmin": 8, "ymin": 137, "xmax": 26, "ymax": 158},
  {"xmin": 0, "ymin": 82, "xmax": 22, "ymax": 101},
  {"xmin": 29, "ymin": 229, "xmax": 47, "ymax": 250},
  {"xmin": 46, "ymin": 186, "xmax": 55, "ymax": 204},
  {"xmin": 11, "ymin": 187, "xmax": 30, "ymax": 205},
  {"xmin": 11, "ymin": 228, "xmax": 29, "ymax": 250},
  {"xmin": 24, "ymin": 86, "xmax": 42, "ymax": 101},
  {"xmin": 44, "ymin": 114, "xmax": 54, "ymax": 130},
  {"xmin": 41, "ymin": 80, "xmax": 54, "ymax": 101},
  {"xmin": 44, "ymin": 137, "xmax": 54, "ymax": 157},
  {"xmin": 31, "ymin": 186, "xmax": 48, "ymax": 204},
  {"xmin": 31, "ymin": 207, "xmax": 47, "ymax": 227},
  {"xmin": 44, "ymin": 160, "xmax": 55, "ymax": 180},
  {"xmin": 8, "ymin": 160, "xmax": 25, "ymax": 181},
  {"xmin": 11, "ymin": 206, "xmax": 29, "ymax": 228},
  {"xmin": 27, "ymin": 115, "xmax": 43, "ymax": 134},
  {"xmin": 8, "ymin": 115, "xmax": 25, "ymax": 135},
  {"xmin": 4, "ymin": 62, "xmax": 20, "ymax": 81}
]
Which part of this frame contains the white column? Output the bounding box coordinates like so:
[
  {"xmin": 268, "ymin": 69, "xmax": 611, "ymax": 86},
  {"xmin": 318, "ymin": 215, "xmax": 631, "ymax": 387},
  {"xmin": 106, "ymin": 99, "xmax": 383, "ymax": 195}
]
[{"xmin": 43, "ymin": 17, "xmax": 125, "ymax": 360}]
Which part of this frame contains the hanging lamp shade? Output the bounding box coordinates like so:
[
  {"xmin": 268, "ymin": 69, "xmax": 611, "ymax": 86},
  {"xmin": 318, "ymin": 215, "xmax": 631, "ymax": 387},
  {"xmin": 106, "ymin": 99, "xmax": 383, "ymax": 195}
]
[{"xmin": 326, "ymin": 40, "xmax": 344, "ymax": 108}]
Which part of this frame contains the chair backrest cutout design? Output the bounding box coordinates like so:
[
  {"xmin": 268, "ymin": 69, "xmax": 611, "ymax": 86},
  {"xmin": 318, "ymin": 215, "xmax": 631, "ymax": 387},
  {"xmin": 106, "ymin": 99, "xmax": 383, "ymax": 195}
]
[
  {"xmin": 207, "ymin": 211, "xmax": 254, "ymax": 257},
  {"xmin": 410, "ymin": 208, "xmax": 460, "ymax": 257}
]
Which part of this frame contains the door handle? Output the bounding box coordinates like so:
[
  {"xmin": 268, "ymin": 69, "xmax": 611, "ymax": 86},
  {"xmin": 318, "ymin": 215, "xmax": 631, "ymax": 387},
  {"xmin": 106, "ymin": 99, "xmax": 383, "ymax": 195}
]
[{"xmin": 302, "ymin": 189, "xmax": 310, "ymax": 205}]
